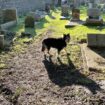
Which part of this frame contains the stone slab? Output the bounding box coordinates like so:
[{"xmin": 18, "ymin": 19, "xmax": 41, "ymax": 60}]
[
  {"xmin": 65, "ymin": 20, "xmax": 85, "ymax": 28},
  {"xmin": 81, "ymin": 44, "xmax": 105, "ymax": 71},
  {"xmin": 60, "ymin": 16, "xmax": 70, "ymax": 20}
]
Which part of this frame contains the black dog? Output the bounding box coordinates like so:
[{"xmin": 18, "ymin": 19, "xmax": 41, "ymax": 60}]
[{"xmin": 42, "ymin": 34, "xmax": 70, "ymax": 54}]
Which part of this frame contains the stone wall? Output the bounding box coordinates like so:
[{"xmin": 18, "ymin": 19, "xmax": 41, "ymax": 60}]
[{"xmin": 0, "ymin": 0, "xmax": 52, "ymax": 15}]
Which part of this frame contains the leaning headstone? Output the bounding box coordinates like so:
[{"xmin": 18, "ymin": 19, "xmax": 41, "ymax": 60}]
[
  {"xmin": 0, "ymin": 35, "xmax": 4, "ymax": 49},
  {"xmin": 61, "ymin": 4, "xmax": 69, "ymax": 16},
  {"xmin": 87, "ymin": 34, "xmax": 105, "ymax": 47},
  {"xmin": 2, "ymin": 9, "xmax": 17, "ymax": 23},
  {"xmin": 25, "ymin": 16, "xmax": 35, "ymax": 28},
  {"xmin": 71, "ymin": 8, "xmax": 80, "ymax": 21}
]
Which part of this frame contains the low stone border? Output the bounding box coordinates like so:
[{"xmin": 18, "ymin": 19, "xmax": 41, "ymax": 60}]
[{"xmin": 1, "ymin": 20, "xmax": 17, "ymax": 30}]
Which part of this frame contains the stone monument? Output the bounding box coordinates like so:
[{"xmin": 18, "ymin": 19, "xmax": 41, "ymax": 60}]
[{"xmin": 71, "ymin": 8, "xmax": 80, "ymax": 21}]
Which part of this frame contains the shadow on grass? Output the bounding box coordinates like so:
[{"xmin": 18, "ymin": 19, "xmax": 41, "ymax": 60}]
[
  {"xmin": 43, "ymin": 54, "xmax": 102, "ymax": 94},
  {"xmin": 35, "ymin": 17, "xmax": 50, "ymax": 30}
]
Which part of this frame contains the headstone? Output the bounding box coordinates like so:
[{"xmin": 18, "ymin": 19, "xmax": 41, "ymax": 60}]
[
  {"xmin": 87, "ymin": 34, "xmax": 105, "ymax": 47},
  {"xmin": 87, "ymin": 8, "xmax": 101, "ymax": 19},
  {"xmin": 86, "ymin": 8, "xmax": 103, "ymax": 25},
  {"xmin": 25, "ymin": 16, "xmax": 35, "ymax": 28},
  {"xmin": 88, "ymin": 3, "xmax": 93, "ymax": 8},
  {"xmin": 45, "ymin": 3, "xmax": 50, "ymax": 13},
  {"xmin": 2, "ymin": 9, "xmax": 17, "ymax": 23},
  {"xmin": 73, "ymin": 0, "xmax": 80, "ymax": 8},
  {"xmin": 0, "ymin": 35, "xmax": 4, "ymax": 49},
  {"xmin": 71, "ymin": 9, "xmax": 80, "ymax": 21},
  {"xmin": 61, "ymin": 4, "xmax": 69, "ymax": 16}
]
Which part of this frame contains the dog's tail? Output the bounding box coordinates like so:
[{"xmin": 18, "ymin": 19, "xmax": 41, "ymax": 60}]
[{"xmin": 41, "ymin": 42, "xmax": 46, "ymax": 52}]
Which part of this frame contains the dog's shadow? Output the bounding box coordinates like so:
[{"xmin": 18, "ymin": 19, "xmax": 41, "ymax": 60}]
[{"xmin": 43, "ymin": 54, "xmax": 102, "ymax": 94}]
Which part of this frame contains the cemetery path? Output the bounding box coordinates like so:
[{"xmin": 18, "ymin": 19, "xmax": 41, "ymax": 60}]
[{"xmin": 0, "ymin": 29, "xmax": 105, "ymax": 105}]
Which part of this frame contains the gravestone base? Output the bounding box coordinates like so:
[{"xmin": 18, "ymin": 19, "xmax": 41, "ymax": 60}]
[
  {"xmin": 60, "ymin": 16, "xmax": 70, "ymax": 20},
  {"xmin": 86, "ymin": 19, "xmax": 104, "ymax": 25},
  {"xmin": 65, "ymin": 20, "xmax": 85, "ymax": 28}
]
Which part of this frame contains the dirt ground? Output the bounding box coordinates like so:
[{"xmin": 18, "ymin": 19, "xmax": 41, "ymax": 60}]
[{"xmin": 0, "ymin": 30, "xmax": 105, "ymax": 105}]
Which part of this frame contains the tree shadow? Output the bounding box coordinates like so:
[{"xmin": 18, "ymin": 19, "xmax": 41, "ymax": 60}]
[{"xmin": 43, "ymin": 54, "xmax": 102, "ymax": 94}]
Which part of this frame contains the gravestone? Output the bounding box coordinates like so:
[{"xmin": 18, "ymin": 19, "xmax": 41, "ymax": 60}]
[
  {"xmin": 73, "ymin": 0, "xmax": 80, "ymax": 8},
  {"xmin": 61, "ymin": 4, "xmax": 69, "ymax": 16},
  {"xmin": 71, "ymin": 8, "xmax": 80, "ymax": 21},
  {"xmin": 2, "ymin": 9, "xmax": 17, "ymax": 23},
  {"xmin": 86, "ymin": 8, "xmax": 103, "ymax": 25},
  {"xmin": 45, "ymin": 3, "xmax": 51, "ymax": 13},
  {"xmin": 87, "ymin": 34, "xmax": 105, "ymax": 47},
  {"xmin": 0, "ymin": 35, "xmax": 4, "ymax": 49},
  {"xmin": 25, "ymin": 16, "xmax": 35, "ymax": 28}
]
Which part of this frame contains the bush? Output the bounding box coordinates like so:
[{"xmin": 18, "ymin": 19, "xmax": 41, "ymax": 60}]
[{"xmin": 25, "ymin": 16, "xmax": 35, "ymax": 28}]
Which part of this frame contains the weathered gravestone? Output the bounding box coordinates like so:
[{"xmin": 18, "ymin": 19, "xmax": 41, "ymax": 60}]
[
  {"xmin": 61, "ymin": 4, "xmax": 69, "ymax": 16},
  {"xmin": 0, "ymin": 35, "xmax": 4, "ymax": 49},
  {"xmin": 25, "ymin": 16, "xmax": 35, "ymax": 28},
  {"xmin": 86, "ymin": 8, "xmax": 103, "ymax": 25},
  {"xmin": 73, "ymin": 0, "xmax": 80, "ymax": 8},
  {"xmin": 87, "ymin": 34, "xmax": 105, "ymax": 47},
  {"xmin": 71, "ymin": 8, "xmax": 80, "ymax": 21},
  {"xmin": 45, "ymin": 3, "xmax": 51, "ymax": 13},
  {"xmin": 0, "ymin": 8, "xmax": 17, "ymax": 29},
  {"xmin": 2, "ymin": 9, "xmax": 17, "ymax": 23}
]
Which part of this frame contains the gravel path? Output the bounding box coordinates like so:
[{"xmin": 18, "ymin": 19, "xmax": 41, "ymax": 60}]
[{"xmin": 0, "ymin": 30, "xmax": 105, "ymax": 105}]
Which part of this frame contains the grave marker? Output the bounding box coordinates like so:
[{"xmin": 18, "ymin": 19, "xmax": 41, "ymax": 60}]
[
  {"xmin": 86, "ymin": 8, "xmax": 103, "ymax": 25},
  {"xmin": 61, "ymin": 4, "xmax": 69, "ymax": 16},
  {"xmin": 2, "ymin": 9, "xmax": 17, "ymax": 23},
  {"xmin": 87, "ymin": 34, "xmax": 105, "ymax": 47},
  {"xmin": 71, "ymin": 8, "xmax": 80, "ymax": 21}
]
